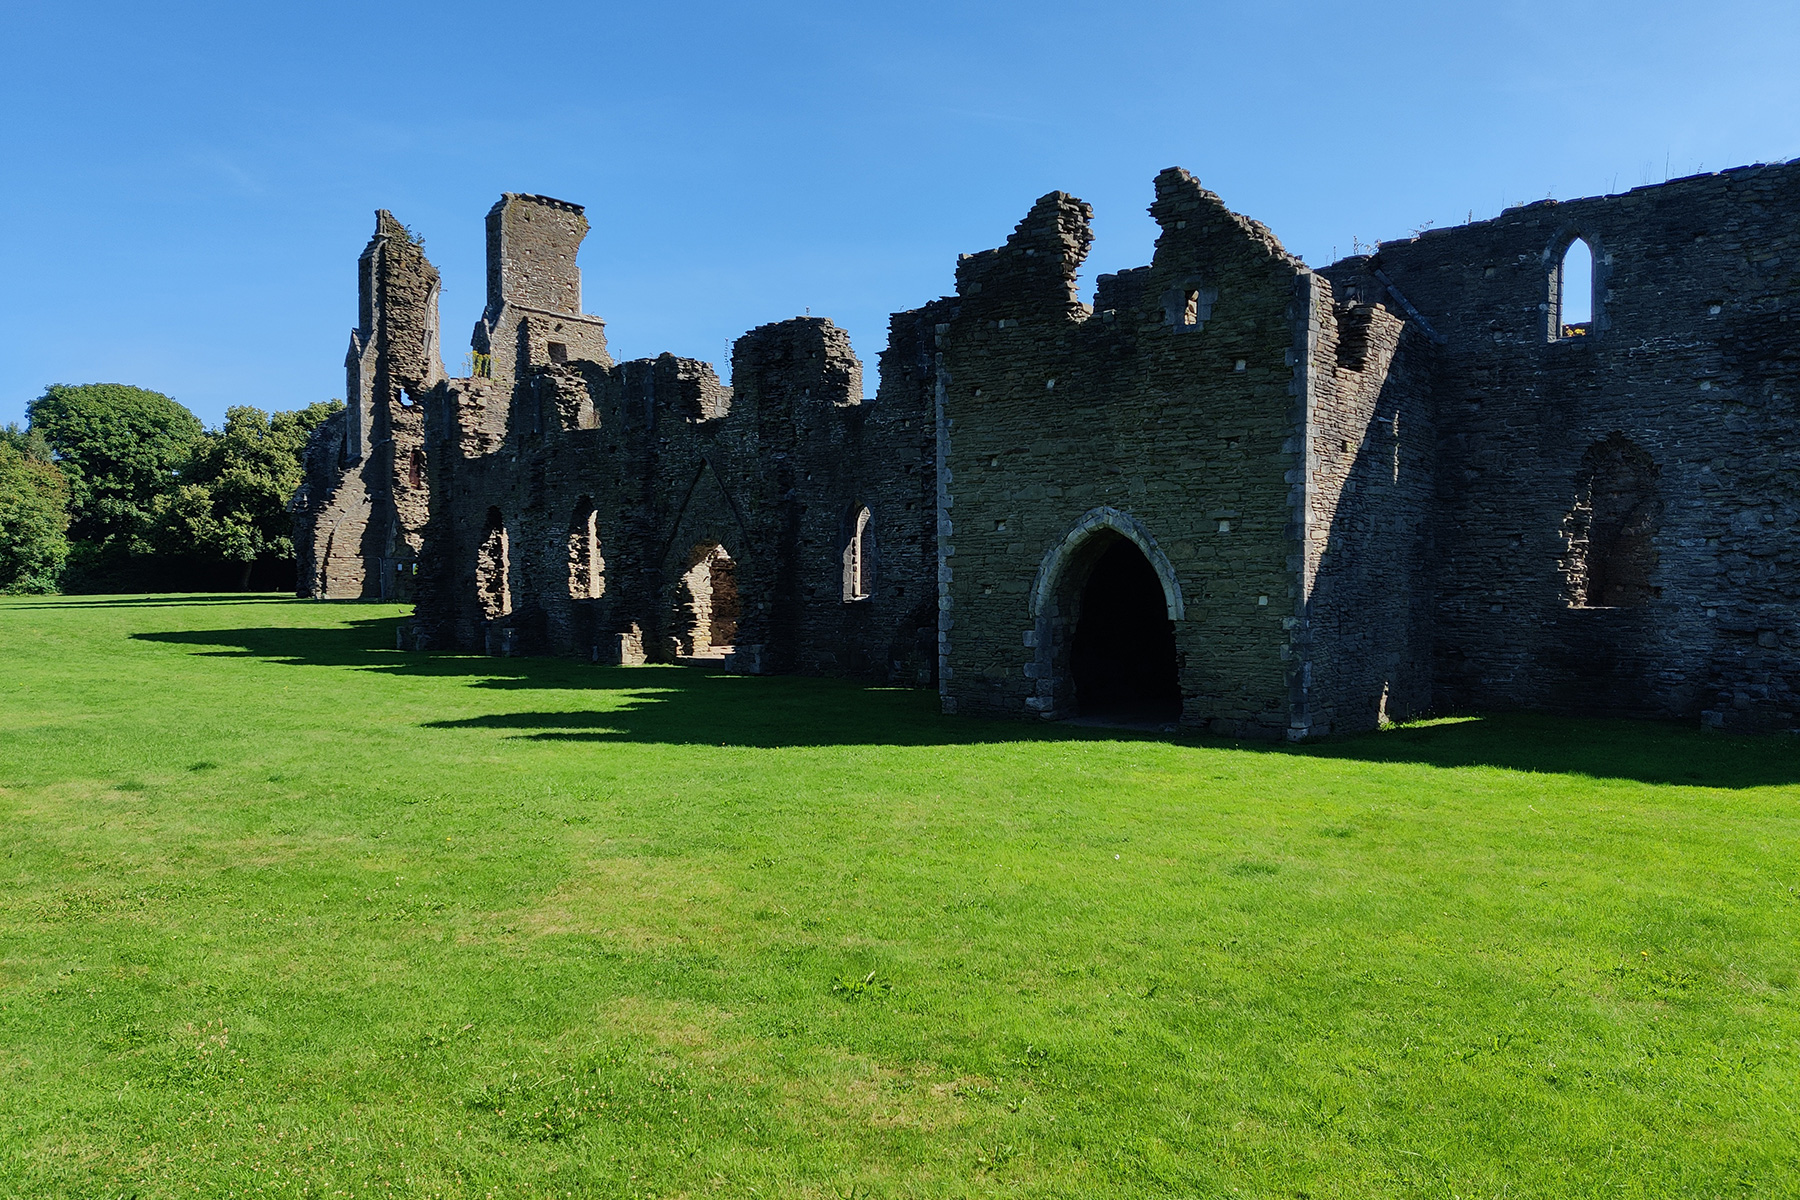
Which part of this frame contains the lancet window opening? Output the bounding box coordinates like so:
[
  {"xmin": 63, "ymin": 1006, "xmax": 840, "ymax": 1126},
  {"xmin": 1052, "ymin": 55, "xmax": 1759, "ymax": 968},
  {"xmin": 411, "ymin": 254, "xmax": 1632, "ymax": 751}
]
[
  {"xmin": 843, "ymin": 506, "xmax": 873, "ymax": 602},
  {"xmin": 1553, "ymin": 236, "xmax": 1596, "ymax": 340}
]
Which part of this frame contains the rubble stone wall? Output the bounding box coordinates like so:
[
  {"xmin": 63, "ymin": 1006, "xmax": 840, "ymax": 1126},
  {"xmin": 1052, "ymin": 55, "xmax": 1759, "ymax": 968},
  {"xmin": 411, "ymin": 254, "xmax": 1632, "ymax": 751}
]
[
  {"xmin": 296, "ymin": 164, "xmax": 1799, "ymax": 735},
  {"xmin": 293, "ymin": 210, "xmax": 438, "ymax": 600},
  {"xmin": 1302, "ymin": 262, "xmax": 1438, "ymax": 736},
  {"xmin": 935, "ymin": 170, "xmax": 1312, "ymax": 736},
  {"xmin": 1374, "ymin": 161, "xmax": 1800, "ymax": 731}
]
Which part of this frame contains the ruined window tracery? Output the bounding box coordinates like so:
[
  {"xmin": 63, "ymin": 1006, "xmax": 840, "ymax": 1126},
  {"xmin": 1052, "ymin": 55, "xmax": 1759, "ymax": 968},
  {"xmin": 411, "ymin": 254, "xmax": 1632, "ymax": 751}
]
[
  {"xmin": 843, "ymin": 506, "xmax": 873, "ymax": 601},
  {"xmin": 567, "ymin": 497, "xmax": 603, "ymax": 599},
  {"xmin": 477, "ymin": 507, "xmax": 510, "ymax": 620},
  {"xmin": 1564, "ymin": 435, "xmax": 1661, "ymax": 608}
]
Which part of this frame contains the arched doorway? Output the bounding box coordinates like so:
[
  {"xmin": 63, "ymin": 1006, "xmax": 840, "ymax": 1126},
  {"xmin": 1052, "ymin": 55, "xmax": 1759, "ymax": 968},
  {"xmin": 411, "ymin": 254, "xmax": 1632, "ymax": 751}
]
[
  {"xmin": 674, "ymin": 541, "xmax": 739, "ymax": 660},
  {"xmin": 1565, "ymin": 434, "xmax": 1661, "ymax": 608},
  {"xmin": 1069, "ymin": 538, "xmax": 1181, "ymax": 720}
]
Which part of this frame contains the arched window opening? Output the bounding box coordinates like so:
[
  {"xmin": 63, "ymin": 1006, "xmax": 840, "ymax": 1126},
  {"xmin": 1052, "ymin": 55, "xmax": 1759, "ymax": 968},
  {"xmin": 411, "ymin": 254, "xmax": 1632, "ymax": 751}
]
[
  {"xmin": 1069, "ymin": 537, "xmax": 1181, "ymax": 721},
  {"xmin": 567, "ymin": 497, "xmax": 604, "ymax": 600},
  {"xmin": 1565, "ymin": 436, "xmax": 1661, "ymax": 608},
  {"xmin": 477, "ymin": 507, "xmax": 511, "ymax": 620},
  {"xmin": 1555, "ymin": 237, "xmax": 1595, "ymax": 339},
  {"xmin": 674, "ymin": 542, "xmax": 738, "ymax": 660},
  {"xmin": 407, "ymin": 448, "xmax": 425, "ymax": 490},
  {"xmin": 843, "ymin": 506, "xmax": 873, "ymax": 602}
]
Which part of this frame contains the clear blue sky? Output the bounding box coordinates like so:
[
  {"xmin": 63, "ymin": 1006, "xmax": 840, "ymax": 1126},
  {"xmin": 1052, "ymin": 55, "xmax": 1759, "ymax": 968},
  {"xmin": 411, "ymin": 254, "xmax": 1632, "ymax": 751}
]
[{"xmin": 3, "ymin": 1, "xmax": 1796, "ymax": 427}]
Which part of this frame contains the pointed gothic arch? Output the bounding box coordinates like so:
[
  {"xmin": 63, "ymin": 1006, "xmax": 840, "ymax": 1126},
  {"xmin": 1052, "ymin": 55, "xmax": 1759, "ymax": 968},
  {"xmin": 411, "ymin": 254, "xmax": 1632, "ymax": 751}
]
[{"xmin": 1025, "ymin": 506, "xmax": 1185, "ymax": 721}]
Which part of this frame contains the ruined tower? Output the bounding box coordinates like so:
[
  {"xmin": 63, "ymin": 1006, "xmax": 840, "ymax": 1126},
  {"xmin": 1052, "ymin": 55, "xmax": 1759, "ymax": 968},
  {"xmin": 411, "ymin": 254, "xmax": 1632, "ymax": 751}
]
[
  {"xmin": 292, "ymin": 210, "xmax": 443, "ymax": 599},
  {"xmin": 470, "ymin": 194, "xmax": 609, "ymax": 391}
]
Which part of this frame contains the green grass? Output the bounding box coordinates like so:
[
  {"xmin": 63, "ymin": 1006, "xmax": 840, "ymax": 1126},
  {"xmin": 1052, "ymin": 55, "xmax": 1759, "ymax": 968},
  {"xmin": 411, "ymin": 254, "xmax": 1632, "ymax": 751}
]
[{"xmin": 1, "ymin": 595, "xmax": 1797, "ymax": 1199}]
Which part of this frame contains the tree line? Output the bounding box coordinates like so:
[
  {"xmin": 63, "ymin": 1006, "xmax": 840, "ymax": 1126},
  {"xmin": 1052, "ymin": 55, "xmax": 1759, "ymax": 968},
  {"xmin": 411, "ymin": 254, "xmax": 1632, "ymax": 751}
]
[{"xmin": 0, "ymin": 384, "xmax": 339, "ymax": 594}]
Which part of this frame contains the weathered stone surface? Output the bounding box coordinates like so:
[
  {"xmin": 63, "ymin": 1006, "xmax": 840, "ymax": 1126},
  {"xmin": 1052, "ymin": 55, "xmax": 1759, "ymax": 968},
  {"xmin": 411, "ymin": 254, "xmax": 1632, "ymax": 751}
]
[
  {"xmin": 1373, "ymin": 162, "xmax": 1800, "ymax": 733},
  {"xmin": 294, "ymin": 162, "xmax": 1800, "ymax": 734},
  {"xmin": 292, "ymin": 210, "xmax": 438, "ymax": 600}
]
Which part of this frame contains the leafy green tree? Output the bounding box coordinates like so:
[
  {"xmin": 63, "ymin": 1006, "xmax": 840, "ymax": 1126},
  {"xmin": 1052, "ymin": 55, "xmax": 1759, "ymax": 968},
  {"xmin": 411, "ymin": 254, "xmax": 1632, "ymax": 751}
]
[
  {"xmin": 0, "ymin": 427, "xmax": 72, "ymax": 593},
  {"xmin": 150, "ymin": 401, "xmax": 341, "ymax": 588},
  {"xmin": 26, "ymin": 384, "xmax": 203, "ymax": 558}
]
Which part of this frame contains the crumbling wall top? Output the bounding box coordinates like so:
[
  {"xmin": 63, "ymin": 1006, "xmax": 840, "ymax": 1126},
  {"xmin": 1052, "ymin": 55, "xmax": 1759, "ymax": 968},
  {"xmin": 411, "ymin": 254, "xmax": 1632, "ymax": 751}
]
[
  {"xmin": 954, "ymin": 191, "xmax": 1094, "ymax": 321},
  {"xmin": 1148, "ymin": 167, "xmax": 1305, "ymax": 274}
]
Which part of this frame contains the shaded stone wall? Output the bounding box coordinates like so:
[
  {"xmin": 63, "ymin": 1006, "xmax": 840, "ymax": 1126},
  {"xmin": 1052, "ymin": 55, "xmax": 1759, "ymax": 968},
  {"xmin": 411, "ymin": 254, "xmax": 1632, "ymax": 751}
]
[
  {"xmin": 1302, "ymin": 261, "xmax": 1437, "ymax": 735},
  {"xmin": 1373, "ymin": 161, "xmax": 1800, "ymax": 731},
  {"xmin": 405, "ymin": 194, "xmax": 938, "ymax": 682}
]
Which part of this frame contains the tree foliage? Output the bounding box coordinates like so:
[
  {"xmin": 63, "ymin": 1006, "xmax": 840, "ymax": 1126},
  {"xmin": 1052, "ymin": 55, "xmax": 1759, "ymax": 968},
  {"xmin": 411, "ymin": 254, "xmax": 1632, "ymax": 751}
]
[
  {"xmin": 18, "ymin": 384, "xmax": 341, "ymax": 592},
  {"xmin": 26, "ymin": 384, "xmax": 203, "ymax": 552},
  {"xmin": 0, "ymin": 425, "xmax": 72, "ymax": 593},
  {"xmin": 149, "ymin": 402, "xmax": 340, "ymax": 587}
]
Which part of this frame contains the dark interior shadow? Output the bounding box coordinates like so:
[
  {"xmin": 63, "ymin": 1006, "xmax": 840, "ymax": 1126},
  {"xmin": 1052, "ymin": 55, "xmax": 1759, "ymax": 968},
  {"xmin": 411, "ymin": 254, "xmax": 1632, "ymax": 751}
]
[{"xmin": 130, "ymin": 619, "xmax": 1800, "ymax": 785}]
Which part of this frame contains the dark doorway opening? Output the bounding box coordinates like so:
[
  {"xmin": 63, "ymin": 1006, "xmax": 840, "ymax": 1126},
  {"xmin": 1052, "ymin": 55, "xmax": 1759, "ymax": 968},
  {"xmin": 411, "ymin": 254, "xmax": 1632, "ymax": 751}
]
[{"xmin": 1070, "ymin": 539, "xmax": 1180, "ymax": 721}]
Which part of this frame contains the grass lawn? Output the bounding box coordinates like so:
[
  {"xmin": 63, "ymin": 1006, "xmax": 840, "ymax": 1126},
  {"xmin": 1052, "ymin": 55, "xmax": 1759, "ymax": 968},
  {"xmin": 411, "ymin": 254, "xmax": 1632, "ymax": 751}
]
[{"xmin": 0, "ymin": 595, "xmax": 1796, "ymax": 1199}]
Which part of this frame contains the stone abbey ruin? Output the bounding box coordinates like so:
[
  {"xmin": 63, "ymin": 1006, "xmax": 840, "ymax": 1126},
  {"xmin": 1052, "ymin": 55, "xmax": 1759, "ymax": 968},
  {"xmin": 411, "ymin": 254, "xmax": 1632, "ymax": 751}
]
[{"xmin": 292, "ymin": 163, "xmax": 1800, "ymax": 736}]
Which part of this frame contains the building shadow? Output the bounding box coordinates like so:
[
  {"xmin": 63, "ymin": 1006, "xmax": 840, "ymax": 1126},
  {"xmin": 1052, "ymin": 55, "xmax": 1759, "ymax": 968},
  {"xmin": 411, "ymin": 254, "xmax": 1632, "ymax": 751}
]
[
  {"xmin": 7, "ymin": 593, "xmax": 306, "ymax": 609},
  {"xmin": 1296, "ymin": 712, "xmax": 1799, "ymax": 790},
  {"xmin": 130, "ymin": 619, "xmax": 1800, "ymax": 785}
]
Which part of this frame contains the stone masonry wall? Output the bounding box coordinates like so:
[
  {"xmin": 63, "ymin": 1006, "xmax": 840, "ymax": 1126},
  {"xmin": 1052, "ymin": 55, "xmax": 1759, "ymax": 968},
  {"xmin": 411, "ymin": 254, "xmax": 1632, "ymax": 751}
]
[
  {"xmin": 936, "ymin": 170, "xmax": 1311, "ymax": 736},
  {"xmin": 416, "ymin": 321, "xmax": 936, "ymax": 680},
  {"xmin": 1374, "ymin": 161, "xmax": 1800, "ymax": 732},
  {"xmin": 306, "ymin": 165, "xmax": 1799, "ymax": 738},
  {"xmin": 473, "ymin": 195, "xmax": 608, "ymax": 393},
  {"xmin": 408, "ymin": 193, "xmax": 938, "ymax": 683},
  {"xmin": 294, "ymin": 210, "xmax": 440, "ymax": 600},
  {"xmin": 1301, "ymin": 261, "xmax": 1438, "ymax": 734}
]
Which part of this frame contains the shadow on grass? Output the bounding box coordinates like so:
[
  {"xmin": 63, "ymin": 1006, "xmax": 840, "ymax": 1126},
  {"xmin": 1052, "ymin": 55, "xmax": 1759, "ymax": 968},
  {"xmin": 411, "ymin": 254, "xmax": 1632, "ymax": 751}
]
[
  {"xmin": 131, "ymin": 619, "xmax": 1800, "ymax": 787},
  {"xmin": 7, "ymin": 593, "xmax": 310, "ymax": 609}
]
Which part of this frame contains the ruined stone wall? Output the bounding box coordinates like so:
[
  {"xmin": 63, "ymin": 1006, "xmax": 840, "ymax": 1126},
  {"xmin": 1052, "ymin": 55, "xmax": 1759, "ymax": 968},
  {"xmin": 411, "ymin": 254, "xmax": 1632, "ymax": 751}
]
[
  {"xmin": 935, "ymin": 170, "xmax": 1314, "ymax": 736},
  {"xmin": 290, "ymin": 408, "xmax": 369, "ymax": 599},
  {"xmin": 722, "ymin": 317, "xmax": 937, "ymax": 678},
  {"xmin": 314, "ymin": 165, "xmax": 1799, "ymax": 737},
  {"xmin": 1373, "ymin": 161, "xmax": 1800, "ymax": 731},
  {"xmin": 473, "ymin": 194, "xmax": 608, "ymax": 393},
  {"xmin": 415, "ymin": 313, "xmax": 937, "ymax": 684},
  {"xmin": 1299, "ymin": 264, "xmax": 1438, "ymax": 735},
  {"xmin": 294, "ymin": 210, "xmax": 440, "ymax": 599},
  {"xmin": 874, "ymin": 300, "xmax": 957, "ymax": 686},
  {"xmin": 404, "ymin": 192, "xmax": 934, "ymax": 679}
]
